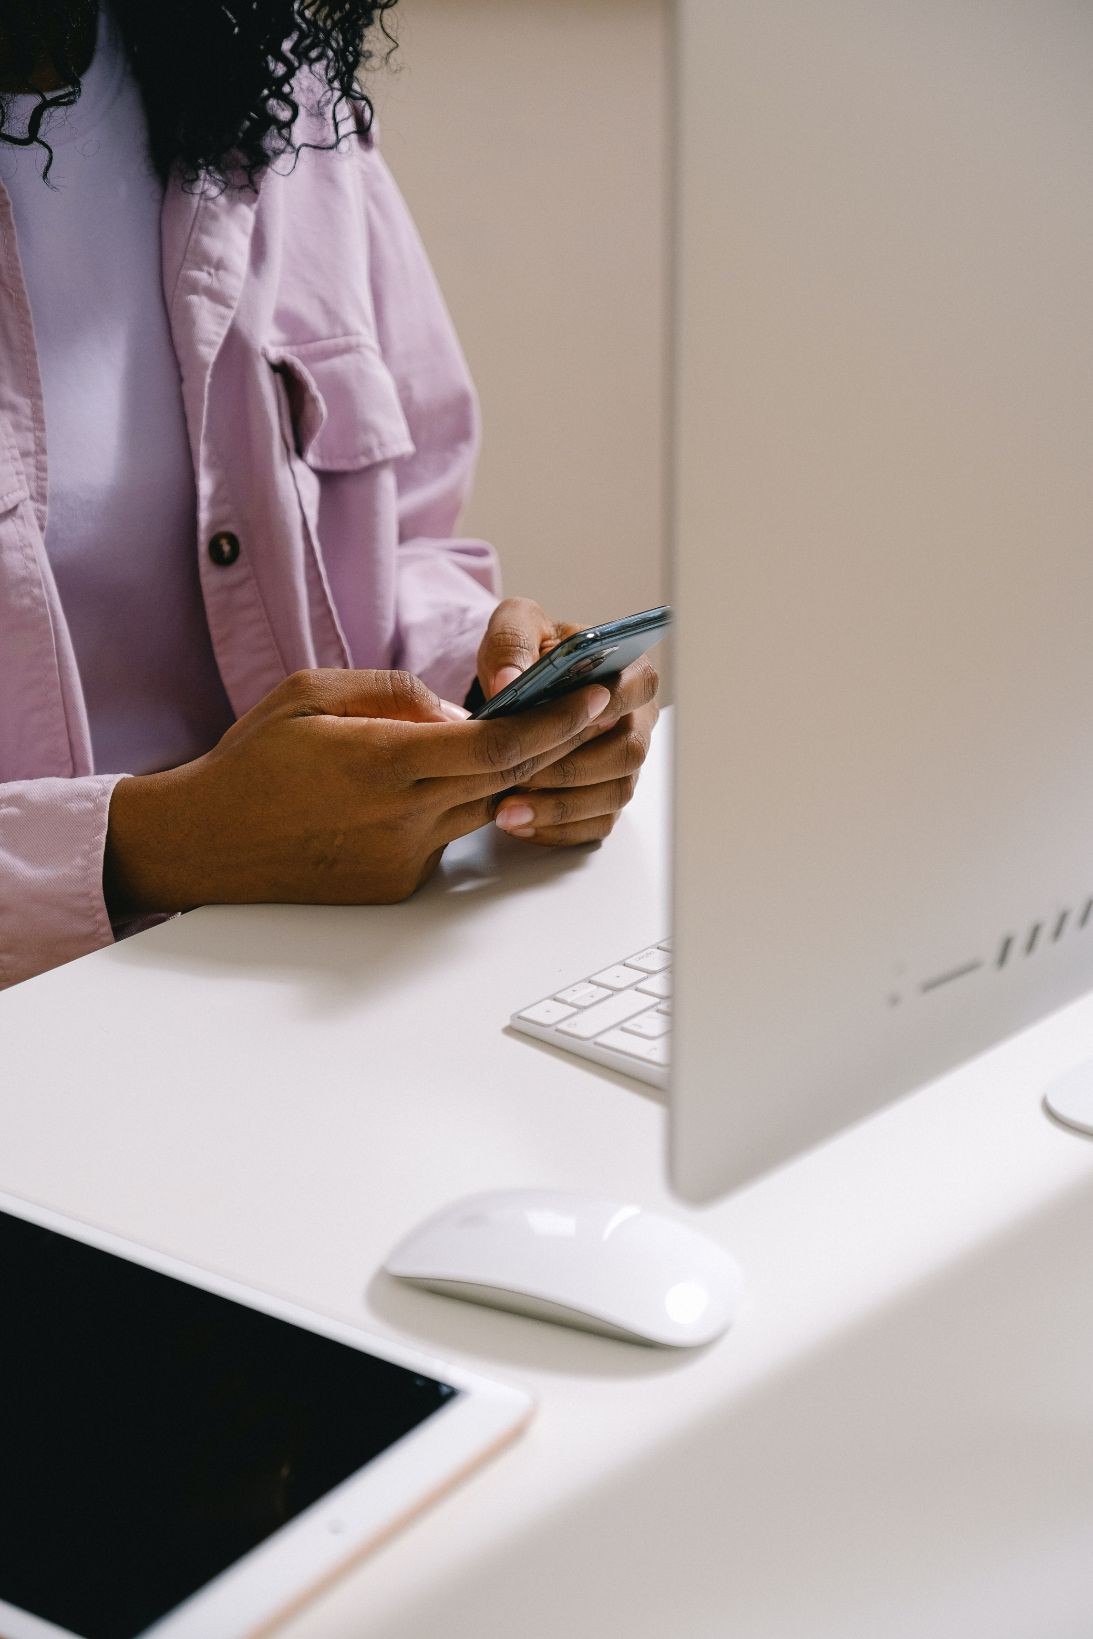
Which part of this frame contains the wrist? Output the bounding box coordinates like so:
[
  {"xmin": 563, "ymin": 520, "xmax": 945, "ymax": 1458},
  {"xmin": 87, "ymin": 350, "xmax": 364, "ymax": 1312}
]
[{"xmin": 103, "ymin": 764, "xmax": 202, "ymax": 919}]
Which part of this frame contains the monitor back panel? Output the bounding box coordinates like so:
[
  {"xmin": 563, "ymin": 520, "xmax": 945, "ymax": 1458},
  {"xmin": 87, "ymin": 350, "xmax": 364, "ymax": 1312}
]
[{"xmin": 671, "ymin": 0, "xmax": 1093, "ymax": 1200}]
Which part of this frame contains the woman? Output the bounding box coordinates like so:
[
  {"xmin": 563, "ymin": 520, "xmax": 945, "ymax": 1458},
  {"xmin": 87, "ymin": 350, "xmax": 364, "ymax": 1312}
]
[{"xmin": 0, "ymin": 0, "xmax": 658, "ymax": 988}]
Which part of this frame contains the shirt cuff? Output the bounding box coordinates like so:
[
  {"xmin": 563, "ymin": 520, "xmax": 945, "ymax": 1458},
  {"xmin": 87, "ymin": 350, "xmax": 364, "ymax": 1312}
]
[{"xmin": 0, "ymin": 773, "xmax": 126, "ymax": 989}]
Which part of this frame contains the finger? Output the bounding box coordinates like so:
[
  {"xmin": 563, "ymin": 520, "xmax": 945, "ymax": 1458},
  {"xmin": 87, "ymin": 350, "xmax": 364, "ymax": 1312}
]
[
  {"xmin": 595, "ymin": 654, "xmax": 661, "ymax": 727},
  {"xmin": 271, "ymin": 668, "xmax": 468, "ymax": 725},
  {"xmin": 432, "ymin": 723, "xmax": 600, "ymax": 827},
  {"xmin": 503, "ymin": 814, "xmax": 619, "ymax": 849},
  {"xmin": 517, "ymin": 707, "xmax": 656, "ymax": 791},
  {"xmin": 405, "ymin": 681, "xmax": 613, "ymax": 786},
  {"xmin": 436, "ymin": 792, "xmax": 502, "ymax": 844},
  {"xmin": 477, "ymin": 598, "xmax": 557, "ymax": 697},
  {"xmin": 467, "ymin": 717, "xmax": 636, "ymax": 799},
  {"xmin": 494, "ymin": 774, "xmax": 638, "ymax": 835}
]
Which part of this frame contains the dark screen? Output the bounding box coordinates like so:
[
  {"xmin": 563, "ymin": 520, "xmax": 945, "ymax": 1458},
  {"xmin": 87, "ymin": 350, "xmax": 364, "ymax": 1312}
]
[{"xmin": 0, "ymin": 1209, "xmax": 456, "ymax": 1639}]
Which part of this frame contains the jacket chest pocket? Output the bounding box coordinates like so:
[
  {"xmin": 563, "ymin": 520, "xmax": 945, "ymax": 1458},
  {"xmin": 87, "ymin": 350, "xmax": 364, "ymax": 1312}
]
[
  {"xmin": 0, "ymin": 418, "xmax": 30, "ymax": 517},
  {"xmin": 0, "ymin": 415, "xmax": 91, "ymax": 779},
  {"xmin": 263, "ymin": 336, "xmax": 416, "ymax": 472},
  {"xmin": 260, "ymin": 336, "xmax": 416, "ymax": 670}
]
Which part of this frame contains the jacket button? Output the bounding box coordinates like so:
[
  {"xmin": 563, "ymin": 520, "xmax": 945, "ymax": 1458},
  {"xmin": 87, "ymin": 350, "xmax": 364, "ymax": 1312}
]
[{"xmin": 208, "ymin": 530, "xmax": 240, "ymax": 567}]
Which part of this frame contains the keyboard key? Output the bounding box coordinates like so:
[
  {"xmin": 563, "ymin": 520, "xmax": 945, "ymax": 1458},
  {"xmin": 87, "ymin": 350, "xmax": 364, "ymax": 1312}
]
[
  {"xmin": 598, "ymin": 1027, "xmax": 671, "ymax": 1066},
  {"xmin": 637, "ymin": 971, "xmax": 672, "ymax": 999},
  {"xmin": 556, "ymin": 990, "xmax": 654, "ymax": 1040},
  {"xmin": 622, "ymin": 1010, "xmax": 671, "ymax": 1038},
  {"xmin": 556, "ymin": 981, "xmax": 612, "ymax": 1008},
  {"xmin": 518, "ymin": 998, "xmax": 577, "ymax": 1027},
  {"xmin": 509, "ymin": 936, "xmax": 671, "ymax": 1087},
  {"xmin": 590, "ymin": 964, "xmax": 648, "ymax": 991}
]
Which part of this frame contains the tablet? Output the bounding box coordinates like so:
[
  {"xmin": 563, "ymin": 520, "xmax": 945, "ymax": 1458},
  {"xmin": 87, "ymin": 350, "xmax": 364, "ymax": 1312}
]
[{"xmin": 0, "ymin": 1189, "xmax": 533, "ymax": 1639}]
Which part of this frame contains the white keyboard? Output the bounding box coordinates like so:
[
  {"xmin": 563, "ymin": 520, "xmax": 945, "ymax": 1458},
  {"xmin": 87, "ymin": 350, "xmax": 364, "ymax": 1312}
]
[{"xmin": 510, "ymin": 940, "xmax": 672, "ymax": 1088}]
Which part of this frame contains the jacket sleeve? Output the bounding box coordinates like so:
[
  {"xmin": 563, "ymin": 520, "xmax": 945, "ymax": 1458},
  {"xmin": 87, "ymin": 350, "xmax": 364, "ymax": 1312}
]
[
  {"xmin": 363, "ymin": 145, "xmax": 501, "ymax": 706},
  {"xmin": 0, "ymin": 773, "xmax": 124, "ymax": 989}
]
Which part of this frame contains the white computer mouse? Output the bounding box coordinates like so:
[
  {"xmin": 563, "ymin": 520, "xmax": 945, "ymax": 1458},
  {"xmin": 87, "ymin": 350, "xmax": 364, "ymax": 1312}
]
[{"xmin": 384, "ymin": 1189, "xmax": 743, "ymax": 1348}]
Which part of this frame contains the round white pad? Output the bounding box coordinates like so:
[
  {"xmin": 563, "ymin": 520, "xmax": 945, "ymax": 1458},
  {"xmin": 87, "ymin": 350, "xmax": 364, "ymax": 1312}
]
[{"xmin": 1044, "ymin": 1062, "xmax": 1093, "ymax": 1136}]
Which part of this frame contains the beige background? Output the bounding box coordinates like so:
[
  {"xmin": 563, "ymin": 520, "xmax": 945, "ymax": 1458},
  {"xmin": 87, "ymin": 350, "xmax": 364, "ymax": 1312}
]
[{"xmin": 367, "ymin": 0, "xmax": 670, "ymax": 633}]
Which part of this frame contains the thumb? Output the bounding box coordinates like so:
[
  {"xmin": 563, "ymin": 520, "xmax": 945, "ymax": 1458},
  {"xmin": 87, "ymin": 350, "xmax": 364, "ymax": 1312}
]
[
  {"xmin": 274, "ymin": 668, "xmax": 469, "ymax": 724},
  {"xmin": 478, "ymin": 598, "xmax": 555, "ymax": 698}
]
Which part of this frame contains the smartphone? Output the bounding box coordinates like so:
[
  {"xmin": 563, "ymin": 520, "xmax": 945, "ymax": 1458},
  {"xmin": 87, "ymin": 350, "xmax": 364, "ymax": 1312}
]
[{"xmin": 471, "ymin": 605, "xmax": 671, "ymax": 720}]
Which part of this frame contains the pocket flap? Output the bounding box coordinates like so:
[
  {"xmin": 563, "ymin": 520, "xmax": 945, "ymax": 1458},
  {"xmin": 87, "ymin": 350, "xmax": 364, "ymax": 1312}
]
[
  {"xmin": 0, "ymin": 419, "xmax": 30, "ymax": 514},
  {"xmin": 264, "ymin": 337, "xmax": 415, "ymax": 471}
]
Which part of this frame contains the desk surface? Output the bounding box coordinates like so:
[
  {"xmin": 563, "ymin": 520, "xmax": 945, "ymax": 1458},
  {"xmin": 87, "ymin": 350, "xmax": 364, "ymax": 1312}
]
[{"xmin": 4, "ymin": 714, "xmax": 1093, "ymax": 1639}]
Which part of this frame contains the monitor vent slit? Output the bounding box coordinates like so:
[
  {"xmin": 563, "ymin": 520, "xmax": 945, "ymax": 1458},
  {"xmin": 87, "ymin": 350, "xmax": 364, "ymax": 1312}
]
[{"xmin": 920, "ymin": 959, "xmax": 983, "ymax": 994}]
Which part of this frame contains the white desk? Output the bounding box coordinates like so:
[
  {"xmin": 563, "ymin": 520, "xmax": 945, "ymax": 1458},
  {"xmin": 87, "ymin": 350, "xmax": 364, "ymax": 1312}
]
[{"xmin": 5, "ymin": 713, "xmax": 1093, "ymax": 1639}]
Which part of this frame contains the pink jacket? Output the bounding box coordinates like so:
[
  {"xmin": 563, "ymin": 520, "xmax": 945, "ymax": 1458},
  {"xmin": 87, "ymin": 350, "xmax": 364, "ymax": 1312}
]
[{"xmin": 0, "ymin": 118, "xmax": 500, "ymax": 988}]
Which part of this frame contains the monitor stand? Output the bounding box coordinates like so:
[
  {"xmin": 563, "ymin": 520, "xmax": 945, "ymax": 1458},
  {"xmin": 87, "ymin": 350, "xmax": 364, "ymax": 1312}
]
[{"xmin": 1045, "ymin": 1064, "xmax": 1093, "ymax": 1137}]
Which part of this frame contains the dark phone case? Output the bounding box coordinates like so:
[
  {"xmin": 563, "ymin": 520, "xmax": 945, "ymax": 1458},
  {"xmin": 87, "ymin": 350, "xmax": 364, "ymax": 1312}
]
[{"xmin": 471, "ymin": 606, "xmax": 671, "ymax": 720}]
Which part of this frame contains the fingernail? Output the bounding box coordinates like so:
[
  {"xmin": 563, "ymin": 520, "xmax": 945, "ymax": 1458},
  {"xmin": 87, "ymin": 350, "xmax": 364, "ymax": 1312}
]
[
  {"xmin": 493, "ymin": 665, "xmax": 523, "ymax": 693},
  {"xmin": 496, "ymin": 803, "xmax": 535, "ymax": 831},
  {"xmin": 439, "ymin": 699, "xmax": 471, "ymax": 720},
  {"xmin": 585, "ymin": 685, "xmax": 612, "ymax": 719}
]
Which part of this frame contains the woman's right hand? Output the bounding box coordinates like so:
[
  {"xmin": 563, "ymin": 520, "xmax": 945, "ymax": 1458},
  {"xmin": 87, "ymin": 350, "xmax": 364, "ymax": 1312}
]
[{"xmin": 104, "ymin": 668, "xmax": 613, "ymax": 917}]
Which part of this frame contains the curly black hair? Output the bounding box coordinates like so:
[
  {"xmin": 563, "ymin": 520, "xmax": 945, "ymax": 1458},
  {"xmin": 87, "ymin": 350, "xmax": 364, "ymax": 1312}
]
[{"xmin": 0, "ymin": 0, "xmax": 398, "ymax": 189}]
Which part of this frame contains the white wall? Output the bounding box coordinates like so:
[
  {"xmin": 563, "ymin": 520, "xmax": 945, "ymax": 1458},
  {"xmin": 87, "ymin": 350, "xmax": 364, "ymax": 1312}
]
[{"xmin": 368, "ymin": 0, "xmax": 670, "ymax": 633}]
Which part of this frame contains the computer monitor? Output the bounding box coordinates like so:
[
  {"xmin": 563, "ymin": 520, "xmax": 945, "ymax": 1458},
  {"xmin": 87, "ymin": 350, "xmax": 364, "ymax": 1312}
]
[{"xmin": 670, "ymin": 0, "xmax": 1093, "ymax": 1201}]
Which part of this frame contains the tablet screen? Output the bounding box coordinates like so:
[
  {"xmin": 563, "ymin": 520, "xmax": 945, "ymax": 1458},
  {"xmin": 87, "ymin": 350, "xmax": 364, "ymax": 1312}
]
[{"xmin": 0, "ymin": 1207, "xmax": 458, "ymax": 1639}]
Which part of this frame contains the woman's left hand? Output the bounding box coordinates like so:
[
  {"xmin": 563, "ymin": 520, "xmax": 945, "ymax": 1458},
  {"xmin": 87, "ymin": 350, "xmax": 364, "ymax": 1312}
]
[{"xmin": 476, "ymin": 597, "xmax": 661, "ymax": 847}]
